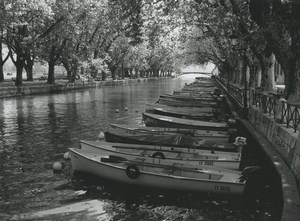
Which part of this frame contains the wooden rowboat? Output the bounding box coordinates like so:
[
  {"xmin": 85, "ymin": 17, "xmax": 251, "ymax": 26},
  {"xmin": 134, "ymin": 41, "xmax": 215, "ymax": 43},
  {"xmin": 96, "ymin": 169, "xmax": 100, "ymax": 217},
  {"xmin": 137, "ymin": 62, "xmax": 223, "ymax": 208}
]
[
  {"xmin": 160, "ymin": 94, "xmax": 217, "ymax": 102},
  {"xmin": 145, "ymin": 102, "xmax": 220, "ymax": 113},
  {"xmin": 106, "ymin": 124, "xmax": 234, "ymax": 143},
  {"xmin": 180, "ymin": 87, "xmax": 215, "ymax": 92},
  {"xmin": 173, "ymin": 90, "xmax": 215, "ymax": 97},
  {"xmin": 105, "ymin": 124, "xmax": 240, "ymax": 152},
  {"xmin": 145, "ymin": 107, "xmax": 220, "ymax": 121},
  {"xmin": 80, "ymin": 140, "xmax": 242, "ymax": 170},
  {"xmin": 158, "ymin": 97, "xmax": 218, "ymax": 107},
  {"xmin": 142, "ymin": 113, "xmax": 229, "ymax": 131},
  {"xmin": 82, "ymin": 141, "xmax": 242, "ymax": 159},
  {"xmin": 187, "ymin": 83, "xmax": 215, "ymax": 87},
  {"xmin": 104, "ymin": 131, "xmax": 240, "ymax": 152},
  {"xmin": 69, "ymin": 148, "xmax": 249, "ymax": 195}
]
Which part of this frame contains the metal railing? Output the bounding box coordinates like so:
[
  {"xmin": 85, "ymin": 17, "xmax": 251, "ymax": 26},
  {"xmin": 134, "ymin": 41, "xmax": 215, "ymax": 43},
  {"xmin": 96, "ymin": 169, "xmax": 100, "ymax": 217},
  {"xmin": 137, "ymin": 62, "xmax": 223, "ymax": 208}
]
[
  {"xmin": 250, "ymin": 88, "xmax": 300, "ymax": 132},
  {"xmin": 214, "ymin": 76, "xmax": 247, "ymax": 109},
  {"xmin": 215, "ymin": 76, "xmax": 299, "ymax": 132},
  {"xmin": 227, "ymin": 83, "xmax": 246, "ymax": 107}
]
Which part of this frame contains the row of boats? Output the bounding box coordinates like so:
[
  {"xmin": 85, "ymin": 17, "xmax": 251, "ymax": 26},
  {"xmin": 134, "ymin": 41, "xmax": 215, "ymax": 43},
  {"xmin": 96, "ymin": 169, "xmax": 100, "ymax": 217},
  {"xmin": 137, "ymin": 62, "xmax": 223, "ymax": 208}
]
[{"xmin": 68, "ymin": 77, "xmax": 260, "ymax": 196}]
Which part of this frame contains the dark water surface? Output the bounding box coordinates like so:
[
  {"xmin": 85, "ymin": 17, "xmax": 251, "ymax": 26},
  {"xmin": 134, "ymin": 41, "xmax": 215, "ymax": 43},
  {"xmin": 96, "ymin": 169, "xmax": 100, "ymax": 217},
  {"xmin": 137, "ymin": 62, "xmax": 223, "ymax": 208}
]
[{"xmin": 0, "ymin": 76, "xmax": 275, "ymax": 220}]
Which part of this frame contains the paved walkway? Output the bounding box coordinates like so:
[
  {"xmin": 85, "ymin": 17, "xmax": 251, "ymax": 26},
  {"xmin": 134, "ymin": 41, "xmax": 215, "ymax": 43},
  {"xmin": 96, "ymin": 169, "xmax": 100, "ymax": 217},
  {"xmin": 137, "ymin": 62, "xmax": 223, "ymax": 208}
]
[{"xmin": 223, "ymin": 88, "xmax": 300, "ymax": 221}]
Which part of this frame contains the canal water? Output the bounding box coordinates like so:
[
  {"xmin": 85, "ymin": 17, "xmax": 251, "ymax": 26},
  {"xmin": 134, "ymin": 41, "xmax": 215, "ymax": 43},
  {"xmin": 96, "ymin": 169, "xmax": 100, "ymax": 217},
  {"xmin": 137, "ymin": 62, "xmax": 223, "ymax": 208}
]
[{"xmin": 0, "ymin": 75, "xmax": 275, "ymax": 220}]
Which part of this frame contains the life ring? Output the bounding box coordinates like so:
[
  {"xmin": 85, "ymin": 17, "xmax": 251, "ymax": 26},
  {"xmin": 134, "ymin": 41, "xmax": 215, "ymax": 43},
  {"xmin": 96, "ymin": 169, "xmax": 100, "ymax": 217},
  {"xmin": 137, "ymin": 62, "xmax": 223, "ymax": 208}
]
[
  {"xmin": 152, "ymin": 152, "xmax": 165, "ymax": 159},
  {"xmin": 126, "ymin": 165, "xmax": 140, "ymax": 179}
]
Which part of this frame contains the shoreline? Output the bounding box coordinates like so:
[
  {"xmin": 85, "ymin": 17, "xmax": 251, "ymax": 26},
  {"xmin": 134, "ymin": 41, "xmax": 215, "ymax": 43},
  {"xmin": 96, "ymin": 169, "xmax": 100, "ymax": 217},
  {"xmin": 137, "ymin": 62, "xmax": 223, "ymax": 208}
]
[{"xmin": 0, "ymin": 77, "xmax": 169, "ymax": 99}]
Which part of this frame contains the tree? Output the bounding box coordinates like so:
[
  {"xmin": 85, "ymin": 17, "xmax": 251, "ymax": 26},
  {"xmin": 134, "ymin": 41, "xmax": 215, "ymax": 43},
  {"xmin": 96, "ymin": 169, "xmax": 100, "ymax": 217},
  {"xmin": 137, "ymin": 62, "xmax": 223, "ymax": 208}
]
[{"xmin": 2, "ymin": 0, "xmax": 54, "ymax": 86}]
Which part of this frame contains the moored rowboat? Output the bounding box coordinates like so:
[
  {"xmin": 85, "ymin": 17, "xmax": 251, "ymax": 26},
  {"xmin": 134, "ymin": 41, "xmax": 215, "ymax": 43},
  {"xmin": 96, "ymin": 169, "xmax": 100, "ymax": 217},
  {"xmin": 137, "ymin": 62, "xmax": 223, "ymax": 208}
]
[
  {"xmin": 142, "ymin": 113, "xmax": 229, "ymax": 131},
  {"xmin": 158, "ymin": 97, "xmax": 218, "ymax": 107},
  {"xmin": 104, "ymin": 130, "xmax": 240, "ymax": 152},
  {"xmin": 82, "ymin": 140, "xmax": 242, "ymax": 159},
  {"xmin": 173, "ymin": 89, "xmax": 215, "ymax": 96},
  {"xmin": 80, "ymin": 140, "xmax": 242, "ymax": 170},
  {"xmin": 173, "ymin": 90, "xmax": 215, "ymax": 97},
  {"xmin": 106, "ymin": 123, "xmax": 234, "ymax": 143},
  {"xmin": 145, "ymin": 107, "xmax": 220, "ymax": 121},
  {"xmin": 145, "ymin": 102, "xmax": 220, "ymax": 113},
  {"xmin": 160, "ymin": 94, "xmax": 217, "ymax": 102},
  {"xmin": 69, "ymin": 148, "xmax": 248, "ymax": 195}
]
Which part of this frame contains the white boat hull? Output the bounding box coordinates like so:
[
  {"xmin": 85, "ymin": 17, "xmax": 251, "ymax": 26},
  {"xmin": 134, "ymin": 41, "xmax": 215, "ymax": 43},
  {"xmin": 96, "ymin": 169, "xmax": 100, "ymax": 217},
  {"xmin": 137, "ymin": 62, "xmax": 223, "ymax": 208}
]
[
  {"xmin": 70, "ymin": 148, "xmax": 245, "ymax": 195},
  {"xmin": 142, "ymin": 113, "xmax": 229, "ymax": 131},
  {"xmin": 80, "ymin": 140, "xmax": 241, "ymax": 170}
]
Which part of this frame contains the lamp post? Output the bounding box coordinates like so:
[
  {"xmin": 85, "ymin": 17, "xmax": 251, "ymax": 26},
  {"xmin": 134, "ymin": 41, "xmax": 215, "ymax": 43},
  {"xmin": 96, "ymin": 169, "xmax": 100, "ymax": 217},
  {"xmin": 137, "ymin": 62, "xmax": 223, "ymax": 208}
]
[
  {"xmin": 230, "ymin": 36, "xmax": 248, "ymax": 118},
  {"xmin": 242, "ymin": 48, "xmax": 248, "ymax": 118}
]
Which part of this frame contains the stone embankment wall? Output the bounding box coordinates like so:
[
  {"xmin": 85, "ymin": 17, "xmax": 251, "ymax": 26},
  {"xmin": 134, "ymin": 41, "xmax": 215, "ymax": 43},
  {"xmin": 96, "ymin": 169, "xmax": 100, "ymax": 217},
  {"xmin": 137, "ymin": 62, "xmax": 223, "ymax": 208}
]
[
  {"xmin": 248, "ymin": 105, "xmax": 300, "ymax": 189},
  {"xmin": 0, "ymin": 78, "xmax": 152, "ymax": 98},
  {"xmin": 213, "ymin": 76, "xmax": 300, "ymax": 219}
]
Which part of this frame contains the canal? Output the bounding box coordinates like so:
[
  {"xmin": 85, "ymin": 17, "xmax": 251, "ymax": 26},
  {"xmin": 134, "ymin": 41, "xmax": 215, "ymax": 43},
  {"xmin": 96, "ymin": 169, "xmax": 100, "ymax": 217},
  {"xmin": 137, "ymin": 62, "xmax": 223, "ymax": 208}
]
[{"xmin": 0, "ymin": 75, "xmax": 277, "ymax": 220}]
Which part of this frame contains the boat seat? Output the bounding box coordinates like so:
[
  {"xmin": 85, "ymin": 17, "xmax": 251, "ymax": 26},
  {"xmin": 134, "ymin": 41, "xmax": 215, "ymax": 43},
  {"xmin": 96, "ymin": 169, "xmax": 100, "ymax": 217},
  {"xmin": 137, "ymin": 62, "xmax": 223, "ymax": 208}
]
[
  {"xmin": 162, "ymin": 168, "xmax": 175, "ymax": 175},
  {"xmin": 134, "ymin": 157, "xmax": 146, "ymax": 163},
  {"xmin": 172, "ymin": 162, "xmax": 185, "ymax": 167},
  {"xmin": 139, "ymin": 150, "xmax": 148, "ymax": 156},
  {"xmin": 176, "ymin": 153, "xmax": 183, "ymax": 159}
]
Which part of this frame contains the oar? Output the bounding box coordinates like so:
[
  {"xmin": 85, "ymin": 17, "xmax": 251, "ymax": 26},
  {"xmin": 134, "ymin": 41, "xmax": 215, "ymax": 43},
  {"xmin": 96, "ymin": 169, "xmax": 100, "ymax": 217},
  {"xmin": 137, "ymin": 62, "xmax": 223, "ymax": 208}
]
[
  {"xmin": 110, "ymin": 144, "xmax": 228, "ymax": 158},
  {"xmin": 101, "ymin": 155, "xmax": 128, "ymax": 163},
  {"xmin": 110, "ymin": 145, "xmax": 214, "ymax": 154},
  {"xmin": 100, "ymin": 155, "xmax": 226, "ymax": 175}
]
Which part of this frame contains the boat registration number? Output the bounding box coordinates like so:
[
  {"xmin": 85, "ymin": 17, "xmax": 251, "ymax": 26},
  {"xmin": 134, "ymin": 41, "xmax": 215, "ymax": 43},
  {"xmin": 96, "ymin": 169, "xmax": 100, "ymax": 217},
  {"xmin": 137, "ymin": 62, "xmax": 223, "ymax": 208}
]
[
  {"xmin": 214, "ymin": 185, "xmax": 231, "ymax": 192},
  {"xmin": 198, "ymin": 161, "xmax": 214, "ymax": 166},
  {"xmin": 125, "ymin": 131, "xmax": 136, "ymax": 135},
  {"xmin": 144, "ymin": 118, "xmax": 157, "ymax": 125}
]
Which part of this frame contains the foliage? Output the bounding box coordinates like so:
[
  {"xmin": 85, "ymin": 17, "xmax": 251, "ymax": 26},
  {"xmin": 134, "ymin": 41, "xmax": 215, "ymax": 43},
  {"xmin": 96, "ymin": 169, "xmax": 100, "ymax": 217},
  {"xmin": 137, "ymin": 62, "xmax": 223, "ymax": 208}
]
[{"xmin": 0, "ymin": 0, "xmax": 299, "ymax": 95}]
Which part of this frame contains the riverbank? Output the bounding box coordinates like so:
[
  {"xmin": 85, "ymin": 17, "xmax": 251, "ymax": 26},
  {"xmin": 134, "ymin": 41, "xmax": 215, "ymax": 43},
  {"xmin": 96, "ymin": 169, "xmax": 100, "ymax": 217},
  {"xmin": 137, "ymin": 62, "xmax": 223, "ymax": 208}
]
[
  {"xmin": 0, "ymin": 78, "xmax": 165, "ymax": 99},
  {"xmin": 214, "ymin": 77, "xmax": 300, "ymax": 221}
]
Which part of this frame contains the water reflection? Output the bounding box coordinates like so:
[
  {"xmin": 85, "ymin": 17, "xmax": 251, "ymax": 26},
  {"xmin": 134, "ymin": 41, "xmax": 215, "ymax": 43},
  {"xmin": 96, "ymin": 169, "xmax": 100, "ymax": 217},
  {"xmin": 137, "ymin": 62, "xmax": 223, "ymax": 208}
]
[{"xmin": 0, "ymin": 75, "xmax": 268, "ymax": 220}]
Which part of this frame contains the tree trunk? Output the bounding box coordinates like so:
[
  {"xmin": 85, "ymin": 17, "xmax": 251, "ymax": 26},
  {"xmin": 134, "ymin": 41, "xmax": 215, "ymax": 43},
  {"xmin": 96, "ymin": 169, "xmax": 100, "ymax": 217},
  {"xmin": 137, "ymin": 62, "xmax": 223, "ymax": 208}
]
[
  {"xmin": 256, "ymin": 65, "xmax": 262, "ymax": 87},
  {"xmin": 24, "ymin": 51, "xmax": 34, "ymax": 81},
  {"xmin": 0, "ymin": 65, "xmax": 4, "ymax": 82},
  {"xmin": 286, "ymin": 59, "xmax": 300, "ymax": 103},
  {"xmin": 129, "ymin": 69, "xmax": 133, "ymax": 79},
  {"xmin": 67, "ymin": 68, "xmax": 72, "ymax": 82},
  {"xmin": 249, "ymin": 65, "xmax": 257, "ymax": 88},
  {"xmin": 237, "ymin": 63, "xmax": 243, "ymax": 85},
  {"xmin": 24, "ymin": 62, "xmax": 33, "ymax": 81},
  {"xmin": 121, "ymin": 65, "xmax": 125, "ymax": 79},
  {"xmin": 70, "ymin": 63, "xmax": 78, "ymax": 83},
  {"xmin": 111, "ymin": 66, "xmax": 117, "ymax": 80},
  {"xmin": 134, "ymin": 69, "xmax": 139, "ymax": 78},
  {"xmin": 47, "ymin": 60, "xmax": 55, "ymax": 84},
  {"xmin": 15, "ymin": 52, "xmax": 25, "ymax": 86},
  {"xmin": 101, "ymin": 71, "xmax": 106, "ymax": 81},
  {"xmin": 260, "ymin": 53, "xmax": 276, "ymax": 91},
  {"xmin": 0, "ymin": 30, "xmax": 4, "ymax": 82},
  {"xmin": 286, "ymin": 2, "xmax": 300, "ymax": 102},
  {"xmin": 0, "ymin": 38, "xmax": 8, "ymax": 82},
  {"xmin": 63, "ymin": 61, "xmax": 72, "ymax": 82},
  {"xmin": 246, "ymin": 66, "xmax": 250, "ymax": 86}
]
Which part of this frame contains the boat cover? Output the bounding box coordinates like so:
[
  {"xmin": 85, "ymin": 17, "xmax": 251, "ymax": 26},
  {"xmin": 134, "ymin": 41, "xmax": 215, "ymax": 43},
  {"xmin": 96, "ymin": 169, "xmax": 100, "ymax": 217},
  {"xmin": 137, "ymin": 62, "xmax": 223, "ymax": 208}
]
[{"xmin": 105, "ymin": 132, "xmax": 237, "ymax": 152}]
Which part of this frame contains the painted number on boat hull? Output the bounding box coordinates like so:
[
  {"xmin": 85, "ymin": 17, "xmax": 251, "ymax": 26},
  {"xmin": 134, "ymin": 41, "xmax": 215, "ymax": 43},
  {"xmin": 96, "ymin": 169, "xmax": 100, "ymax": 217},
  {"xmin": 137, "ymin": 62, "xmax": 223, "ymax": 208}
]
[
  {"xmin": 214, "ymin": 185, "xmax": 231, "ymax": 192},
  {"xmin": 198, "ymin": 161, "xmax": 214, "ymax": 166},
  {"xmin": 145, "ymin": 118, "xmax": 157, "ymax": 125},
  {"xmin": 125, "ymin": 131, "xmax": 136, "ymax": 135}
]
